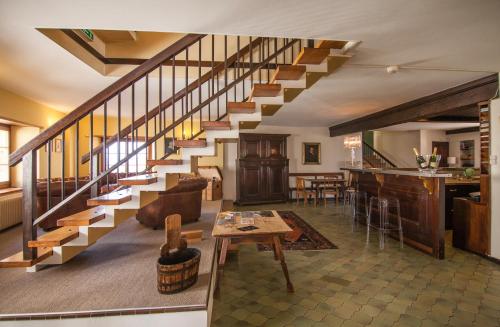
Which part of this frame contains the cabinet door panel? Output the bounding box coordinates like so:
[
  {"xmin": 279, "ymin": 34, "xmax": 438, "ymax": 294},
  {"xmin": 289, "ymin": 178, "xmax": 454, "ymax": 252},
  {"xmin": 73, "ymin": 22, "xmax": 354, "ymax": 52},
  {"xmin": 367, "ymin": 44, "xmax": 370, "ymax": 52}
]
[
  {"xmin": 239, "ymin": 164, "xmax": 264, "ymax": 202},
  {"xmin": 266, "ymin": 161, "xmax": 288, "ymax": 201}
]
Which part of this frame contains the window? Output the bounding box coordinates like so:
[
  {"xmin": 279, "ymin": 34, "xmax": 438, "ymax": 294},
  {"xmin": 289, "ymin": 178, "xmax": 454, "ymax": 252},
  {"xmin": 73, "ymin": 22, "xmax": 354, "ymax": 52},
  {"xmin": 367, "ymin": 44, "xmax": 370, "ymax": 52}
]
[
  {"xmin": 0, "ymin": 125, "xmax": 9, "ymax": 188},
  {"xmin": 107, "ymin": 140, "xmax": 149, "ymax": 173}
]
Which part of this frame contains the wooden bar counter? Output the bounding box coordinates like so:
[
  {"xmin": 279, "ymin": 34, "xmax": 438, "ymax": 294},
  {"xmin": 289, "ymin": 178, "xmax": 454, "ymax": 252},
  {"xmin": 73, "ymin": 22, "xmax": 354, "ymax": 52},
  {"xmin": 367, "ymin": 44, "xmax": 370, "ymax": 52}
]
[{"xmin": 345, "ymin": 168, "xmax": 452, "ymax": 259}]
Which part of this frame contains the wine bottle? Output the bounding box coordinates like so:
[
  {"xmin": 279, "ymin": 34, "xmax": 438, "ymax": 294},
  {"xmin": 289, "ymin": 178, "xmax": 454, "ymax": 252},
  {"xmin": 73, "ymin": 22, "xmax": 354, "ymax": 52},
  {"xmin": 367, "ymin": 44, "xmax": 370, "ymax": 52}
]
[
  {"xmin": 429, "ymin": 147, "xmax": 438, "ymax": 169},
  {"xmin": 413, "ymin": 148, "xmax": 427, "ymax": 169}
]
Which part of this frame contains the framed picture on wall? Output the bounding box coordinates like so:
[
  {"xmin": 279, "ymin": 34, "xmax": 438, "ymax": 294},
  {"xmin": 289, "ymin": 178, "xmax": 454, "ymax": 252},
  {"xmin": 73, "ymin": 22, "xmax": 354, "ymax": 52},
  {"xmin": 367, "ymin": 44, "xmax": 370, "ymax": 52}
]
[
  {"xmin": 460, "ymin": 140, "xmax": 474, "ymax": 167},
  {"xmin": 302, "ymin": 142, "xmax": 321, "ymax": 165}
]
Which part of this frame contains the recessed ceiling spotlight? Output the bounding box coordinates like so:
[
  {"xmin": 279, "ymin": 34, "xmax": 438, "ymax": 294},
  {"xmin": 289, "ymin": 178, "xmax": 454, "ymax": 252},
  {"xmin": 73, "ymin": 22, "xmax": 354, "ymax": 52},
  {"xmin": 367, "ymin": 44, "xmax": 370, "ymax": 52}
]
[{"xmin": 386, "ymin": 65, "xmax": 399, "ymax": 74}]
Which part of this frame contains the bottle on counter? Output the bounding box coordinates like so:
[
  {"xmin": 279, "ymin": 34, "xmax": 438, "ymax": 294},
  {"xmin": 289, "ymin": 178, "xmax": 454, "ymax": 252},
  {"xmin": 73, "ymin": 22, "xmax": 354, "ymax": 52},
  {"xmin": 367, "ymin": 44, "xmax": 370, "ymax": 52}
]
[
  {"xmin": 429, "ymin": 147, "xmax": 438, "ymax": 169},
  {"xmin": 413, "ymin": 148, "xmax": 427, "ymax": 169}
]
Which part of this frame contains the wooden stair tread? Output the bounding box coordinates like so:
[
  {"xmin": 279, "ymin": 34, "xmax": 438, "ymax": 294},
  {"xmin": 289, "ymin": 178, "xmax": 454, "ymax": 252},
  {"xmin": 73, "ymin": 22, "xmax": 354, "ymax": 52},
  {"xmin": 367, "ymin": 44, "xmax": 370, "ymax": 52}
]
[
  {"xmin": 174, "ymin": 139, "xmax": 207, "ymax": 148},
  {"xmin": 28, "ymin": 227, "xmax": 79, "ymax": 248},
  {"xmin": 272, "ymin": 65, "xmax": 306, "ymax": 81},
  {"xmin": 57, "ymin": 207, "xmax": 106, "ymax": 227},
  {"xmin": 87, "ymin": 189, "xmax": 132, "ymax": 206},
  {"xmin": 251, "ymin": 84, "xmax": 281, "ymax": 98},
  {"xmin": 147, "ymin": 159, "xmax": 183, "ymax": 166},
  {"xmin": 0, "ymin": 247, "xmax": 53, "ymax": 268},
  {"xmin": 227, "ymin": 102, "xmax": 256, "ymax": 114},
  {"xmin": 294, "ymin": 48, "xmax": 331, "ymax": 65},
  {"xmin": 118, "ymin": 174, "xmax": 157, "ymax": 186},
  {"xmin": 317, "ymin": 40, "xmax": 348, "ymax": 49},
  {"xmin": 201, "ymin": 121, "xmax": 231, "ymax": 130}
]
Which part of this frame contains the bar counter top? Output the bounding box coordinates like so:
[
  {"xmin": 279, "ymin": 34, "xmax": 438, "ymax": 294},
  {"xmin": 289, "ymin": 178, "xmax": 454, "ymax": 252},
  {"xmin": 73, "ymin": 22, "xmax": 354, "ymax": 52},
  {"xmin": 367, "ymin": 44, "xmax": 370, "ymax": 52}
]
[{"xmin": 343, "ymin": 167, "xmax": 452, "ymax": 178}]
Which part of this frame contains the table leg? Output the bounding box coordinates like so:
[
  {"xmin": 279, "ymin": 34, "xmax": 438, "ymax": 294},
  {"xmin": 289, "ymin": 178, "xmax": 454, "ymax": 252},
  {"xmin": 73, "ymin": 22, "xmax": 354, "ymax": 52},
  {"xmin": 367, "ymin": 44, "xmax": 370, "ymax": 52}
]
[
  {"xmin": 219, "ymin": 238, "xmax": 230, "ymax": 266},
  {"xmin": 271, "ymin": 241, "xmax": 279, "ymax": 261},
  {"xmin": 272, "ymin": 236, "xmax": 294, "ymax": 293}
]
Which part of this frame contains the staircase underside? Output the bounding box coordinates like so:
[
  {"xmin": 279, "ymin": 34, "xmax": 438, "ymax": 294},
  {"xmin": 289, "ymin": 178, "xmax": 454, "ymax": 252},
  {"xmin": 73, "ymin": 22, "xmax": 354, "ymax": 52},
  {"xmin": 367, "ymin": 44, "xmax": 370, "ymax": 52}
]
[{"xmin": 1, "ymin": 37, "xmax": 353, "ymax": 270}]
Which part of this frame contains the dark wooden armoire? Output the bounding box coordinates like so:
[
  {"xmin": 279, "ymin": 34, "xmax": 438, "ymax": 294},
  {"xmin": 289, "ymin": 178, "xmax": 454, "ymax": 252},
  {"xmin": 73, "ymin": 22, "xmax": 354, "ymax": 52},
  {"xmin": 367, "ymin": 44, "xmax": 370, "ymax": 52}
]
[{"xmin": 236, "ymin": 133, "xmax": 289, "ymax": 205}]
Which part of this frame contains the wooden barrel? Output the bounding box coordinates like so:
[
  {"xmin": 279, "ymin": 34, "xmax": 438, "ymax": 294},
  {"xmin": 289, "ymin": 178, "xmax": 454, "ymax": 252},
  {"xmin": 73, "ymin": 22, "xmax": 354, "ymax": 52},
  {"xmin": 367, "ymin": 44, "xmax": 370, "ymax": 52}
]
[{"xmin": 157, "ymin": 248, "xmax": 201, "ymax": 294}]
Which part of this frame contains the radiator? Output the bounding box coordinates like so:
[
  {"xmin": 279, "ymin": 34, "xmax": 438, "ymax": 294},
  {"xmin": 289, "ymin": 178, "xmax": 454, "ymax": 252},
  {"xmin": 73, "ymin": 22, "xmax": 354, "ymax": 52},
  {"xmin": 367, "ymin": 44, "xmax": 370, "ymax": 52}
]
[{"xmin": 0, "ymin": 192, "xmax": 23, "ymax": 231}]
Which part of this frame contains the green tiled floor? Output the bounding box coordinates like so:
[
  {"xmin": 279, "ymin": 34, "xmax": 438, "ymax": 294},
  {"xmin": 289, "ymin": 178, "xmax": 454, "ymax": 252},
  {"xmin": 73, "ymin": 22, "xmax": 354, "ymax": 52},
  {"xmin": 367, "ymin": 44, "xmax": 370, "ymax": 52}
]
[{"xmin": 211, "ymin": 202, "xmax": 500, "ymax": 327}]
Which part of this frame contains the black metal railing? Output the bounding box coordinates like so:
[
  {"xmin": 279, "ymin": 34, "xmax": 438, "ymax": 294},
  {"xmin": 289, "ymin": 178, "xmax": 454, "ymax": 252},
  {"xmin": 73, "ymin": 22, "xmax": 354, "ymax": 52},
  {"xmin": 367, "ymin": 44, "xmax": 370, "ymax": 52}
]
[
  {"xmin": 362, "ymin": 141, "xmax": 397, "ymax": 169},
  {"xmin": 11, "ymin": 33, "xmax": 304, "ymax": 260}
]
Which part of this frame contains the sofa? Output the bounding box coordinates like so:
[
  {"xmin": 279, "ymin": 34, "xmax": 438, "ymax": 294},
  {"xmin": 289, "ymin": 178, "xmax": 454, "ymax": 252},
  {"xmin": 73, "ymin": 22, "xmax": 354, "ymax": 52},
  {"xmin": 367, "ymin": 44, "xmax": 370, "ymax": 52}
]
[
  {"xmin": 36, "ymin": 174, "xmax": 207, "ymax": 230},
  {"xmin": 136, "ymin": 176, "xmax": 207, "ymax": 228}
]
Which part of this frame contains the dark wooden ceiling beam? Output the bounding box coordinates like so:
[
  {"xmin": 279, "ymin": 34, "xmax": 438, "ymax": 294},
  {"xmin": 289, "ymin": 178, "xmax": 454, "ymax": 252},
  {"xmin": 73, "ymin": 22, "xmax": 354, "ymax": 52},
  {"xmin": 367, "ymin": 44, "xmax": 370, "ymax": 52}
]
[
  {"xmin": 445, "ymin": 126, "xmax": 480, "ymax": 135},
  {"xmin": 415, "ymin": 116, "xmax": 479, "ymax": 123},
  {"xmin": 329, "ymin": 74, "xmax": 498, "ymax": 137}
]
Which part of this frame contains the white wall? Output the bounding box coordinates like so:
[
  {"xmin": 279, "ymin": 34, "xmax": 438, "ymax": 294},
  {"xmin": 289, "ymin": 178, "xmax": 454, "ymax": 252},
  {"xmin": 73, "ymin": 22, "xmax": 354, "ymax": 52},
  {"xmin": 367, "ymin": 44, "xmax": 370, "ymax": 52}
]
[
  {"xmin": 373, "ymin": 130, "xmax": 420, "ymax": 167},
  {"xmin": 490, "ymin": 92, "xmax": 500, "ymax": 260},
  {"xmin": 447, "ymin": 132, "xmax": 481, "ymax": 168},
  {"xmin": 419, "ymin": 129, "xmax": 447, "ymax": 155},
  {"xmin": 222, "ymin": 125, "xmax": 357, "ymax": 201}
]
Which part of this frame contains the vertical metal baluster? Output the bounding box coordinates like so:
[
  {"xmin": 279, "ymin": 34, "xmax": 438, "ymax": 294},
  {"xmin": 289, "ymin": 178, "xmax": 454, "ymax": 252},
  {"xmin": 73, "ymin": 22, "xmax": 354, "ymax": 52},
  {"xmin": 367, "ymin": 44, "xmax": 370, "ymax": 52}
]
[
  {"xmin": 224, "ymin": 36, "xmax": 228, "ymax": 107},
  {"xmin": 145, "ymin": 74, "xmax": 149, "ymax": 161},
  {"xmin": 198, "ymin": 39, "xmax": 202, "ymax": 132},
  {"xmin": 104, "ymin": 102, "xmax": 108, "ymax": 188},
  {"xmin": 239, "ymin": 36, "xmax": 245, "ymax": 100},
  {"xmin": 47, "ymin": 140, "xmax": 51, "ymax": 209},
  {"xmin": 131, "ymin": 84, "xmax": 137, "ymax": 175},
  {"xmin": 153, "ymin": 113, "xmax": 157, "ymax": 162},
  {"xmin": 249, "ymin": 37, "xmax": 253, "ymax": 88},
  {"xmin": 259, "ymin": 38, "xmax": 262, "ymax": 84},
  {"xmin": 233, "ymin": 38, "xmax": 237, "ymax": 102},
  {"xmin": 267, "ymin": 38, "xmax": 270, "ymax": 81},
  {"xmin": 190, "ymin": 91, "xmax": 193, "ymax": 138},
  {"xmin": 122, "ymin": 93, "xmax": 129, "ymax": 176},
  {"xmin": 291, "ymin": 38, "xmax": 295, "ymax": 62},
  {"xmin": 210, "ymin": 35, "xmax": 214, "ymax": 120},
  {"xmin": 274, "ymin": 38, "xmax": 278, "ymax": 68},
  {"xmin": 217, "ymin": 71, "xmax": 220, "ymax": 118},
  {"xmin": 116, "ymin": 93, "xmax": 122, "ymax": 178},
  {"xmin": 172, "ymin": 57, "xmax": 176, "ymax": 140},
  {"xmin": 181, "ymin": 98, "xmax": 185, "ymax": 139},
  {"xmin": 75, "ymin": 121, "xmax": 79, "ymax": 191},
  {"xmin": 61, "ymin": 130, "xmax": 65, "ymax": 201},
  {"xmin": 89, "ymin": 111, "xmax": 93, "ymax": 184},
  {"xmin": 158, "ymin": 64, "xmax": 163, "ymax": 161},
  {"xmin": 283, "ymin": 38, "xmax": 287, "ymax": 63},
  {"xmin": 184, "ymin": 48, "xmax": 188, "ymax": 139}
]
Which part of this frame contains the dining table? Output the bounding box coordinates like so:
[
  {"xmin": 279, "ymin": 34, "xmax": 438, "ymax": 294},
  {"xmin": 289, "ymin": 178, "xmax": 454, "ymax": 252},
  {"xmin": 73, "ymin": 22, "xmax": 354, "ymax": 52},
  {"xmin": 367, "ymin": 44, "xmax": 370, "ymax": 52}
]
[{"xmin": 302, "ymin": 177, "xmax": 346, "ymax": 200}]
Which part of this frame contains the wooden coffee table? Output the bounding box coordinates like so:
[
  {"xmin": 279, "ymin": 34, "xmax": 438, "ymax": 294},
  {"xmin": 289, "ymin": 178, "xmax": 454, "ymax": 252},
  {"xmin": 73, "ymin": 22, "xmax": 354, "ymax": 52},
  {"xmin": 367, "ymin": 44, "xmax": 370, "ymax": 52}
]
[{"xmin": 212, "ymin": 210, "xmax": 294, "ymax": 292}]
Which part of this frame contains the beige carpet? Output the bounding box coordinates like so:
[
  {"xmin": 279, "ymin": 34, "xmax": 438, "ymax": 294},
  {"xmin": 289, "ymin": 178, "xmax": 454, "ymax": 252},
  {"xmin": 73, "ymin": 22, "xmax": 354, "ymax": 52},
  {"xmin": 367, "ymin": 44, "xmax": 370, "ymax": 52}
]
[{"xmin": 0, "ymin": 200, "xmax": 220, "ymax": 316}]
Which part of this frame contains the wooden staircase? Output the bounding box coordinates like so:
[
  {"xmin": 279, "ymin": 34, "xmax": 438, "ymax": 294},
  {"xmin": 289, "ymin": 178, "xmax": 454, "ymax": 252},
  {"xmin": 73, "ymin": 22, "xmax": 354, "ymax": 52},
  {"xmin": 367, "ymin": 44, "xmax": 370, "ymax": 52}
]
[{"xmin": 0, "ymin": 36, "xmax": 354, "ymax": 271}]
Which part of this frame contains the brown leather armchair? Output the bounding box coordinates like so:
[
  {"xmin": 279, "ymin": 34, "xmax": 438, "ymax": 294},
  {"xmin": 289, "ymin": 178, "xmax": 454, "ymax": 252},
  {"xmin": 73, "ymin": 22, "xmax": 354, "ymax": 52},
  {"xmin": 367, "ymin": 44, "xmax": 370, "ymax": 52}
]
[{"xmin": 136, "ymin": 176, "xmax": 208, "ymax": 228}]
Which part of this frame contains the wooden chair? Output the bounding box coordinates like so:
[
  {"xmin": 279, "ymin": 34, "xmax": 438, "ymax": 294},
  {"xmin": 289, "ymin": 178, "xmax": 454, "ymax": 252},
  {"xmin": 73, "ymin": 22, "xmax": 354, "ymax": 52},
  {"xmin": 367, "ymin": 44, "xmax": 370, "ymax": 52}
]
[
  {"xmin": 296, "ymin": 177, "xmax": 316, "ymax": 206},
  {"xmin": 322, "ymin": 179, "xmax": 340, "ymax": 207}
]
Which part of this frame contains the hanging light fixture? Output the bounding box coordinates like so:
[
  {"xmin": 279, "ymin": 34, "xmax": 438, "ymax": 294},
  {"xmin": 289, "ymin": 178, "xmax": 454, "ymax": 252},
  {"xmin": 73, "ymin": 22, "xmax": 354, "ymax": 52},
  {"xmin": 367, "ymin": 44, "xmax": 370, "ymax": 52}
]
[{"xmin": 344, "ymin": 135, "xmax": 361, "ymax": 166}]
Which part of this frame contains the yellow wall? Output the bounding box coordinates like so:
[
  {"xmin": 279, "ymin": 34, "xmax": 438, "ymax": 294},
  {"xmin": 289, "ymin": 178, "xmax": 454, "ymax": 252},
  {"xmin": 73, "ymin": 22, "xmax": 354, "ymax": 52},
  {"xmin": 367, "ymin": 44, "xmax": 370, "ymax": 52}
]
[
  {"xmin": 0, "ymin": 87, "xmax": 224, "ymax": 187},
  {"xmin": 0, "ymin": 87, "xmax": 74, "ymax": 187}
]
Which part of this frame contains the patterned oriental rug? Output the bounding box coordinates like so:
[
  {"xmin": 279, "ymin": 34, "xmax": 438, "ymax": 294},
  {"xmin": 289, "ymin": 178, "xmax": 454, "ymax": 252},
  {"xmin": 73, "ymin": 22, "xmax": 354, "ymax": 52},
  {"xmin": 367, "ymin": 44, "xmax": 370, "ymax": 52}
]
[{"xmin": 257, "ymin": 211, "xmax": 337, "ymax": 251}]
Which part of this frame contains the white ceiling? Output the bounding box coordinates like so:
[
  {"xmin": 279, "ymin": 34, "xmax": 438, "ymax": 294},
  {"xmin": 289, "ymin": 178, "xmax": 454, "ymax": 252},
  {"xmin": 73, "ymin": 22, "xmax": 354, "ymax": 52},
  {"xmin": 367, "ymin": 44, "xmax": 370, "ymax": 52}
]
[{"xmin": 0, "ymin": 0, "xmax": 499, "ymax": 127}]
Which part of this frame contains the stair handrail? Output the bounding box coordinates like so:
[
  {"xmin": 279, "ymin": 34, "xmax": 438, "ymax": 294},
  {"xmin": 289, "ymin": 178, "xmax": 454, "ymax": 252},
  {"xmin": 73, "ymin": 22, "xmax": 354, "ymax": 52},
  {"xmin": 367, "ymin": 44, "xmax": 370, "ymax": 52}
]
[
  {"xmin": 80, "ymin": 37, "xmax": 264, "ymax": 164},
  {"xmin": 362, "ymin": 141, "xmax": 397, "ymax": 168},
  {"xmin": 31, "ymin": 38, "xmax": 300, "ymax": 228},
  {"xmin": 9, "ymin": 34, "xmax": 206, "ymax": 167}
]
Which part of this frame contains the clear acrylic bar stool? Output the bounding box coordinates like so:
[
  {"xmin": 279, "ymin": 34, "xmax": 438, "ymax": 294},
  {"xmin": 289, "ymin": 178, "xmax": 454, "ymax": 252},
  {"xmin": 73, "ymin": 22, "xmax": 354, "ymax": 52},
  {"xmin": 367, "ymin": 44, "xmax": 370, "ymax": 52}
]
[
  {"xmin": 345, "ymin": 190, "xmax": 368, "ymax": 231},
  {"xmin": 366, "ymin": 196, "xmax": 403, "ymax": 249}
]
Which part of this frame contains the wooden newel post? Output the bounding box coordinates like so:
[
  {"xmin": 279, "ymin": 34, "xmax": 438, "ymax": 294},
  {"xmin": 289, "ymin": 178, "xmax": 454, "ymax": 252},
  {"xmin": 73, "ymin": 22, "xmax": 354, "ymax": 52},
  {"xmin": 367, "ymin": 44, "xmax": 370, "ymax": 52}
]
[{"xmin": 22, "ymin": 150, "xmax": 38, "ymax": 260}]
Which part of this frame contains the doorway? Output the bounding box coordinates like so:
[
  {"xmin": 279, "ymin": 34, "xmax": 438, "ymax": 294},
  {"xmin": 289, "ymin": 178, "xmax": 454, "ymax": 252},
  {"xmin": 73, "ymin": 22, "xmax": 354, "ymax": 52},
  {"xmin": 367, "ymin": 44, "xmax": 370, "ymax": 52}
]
[{"xmin": 432, "ymin": 141, "xmax": 449, "ymax": 167}]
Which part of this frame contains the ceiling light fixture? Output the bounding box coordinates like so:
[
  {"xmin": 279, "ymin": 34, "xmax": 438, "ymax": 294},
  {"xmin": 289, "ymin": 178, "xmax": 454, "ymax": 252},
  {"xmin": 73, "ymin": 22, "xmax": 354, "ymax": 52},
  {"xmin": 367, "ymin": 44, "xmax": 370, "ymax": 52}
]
[{"xmin": 386, "ymin": 65, "xmax": 399, "ymax": 74}]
